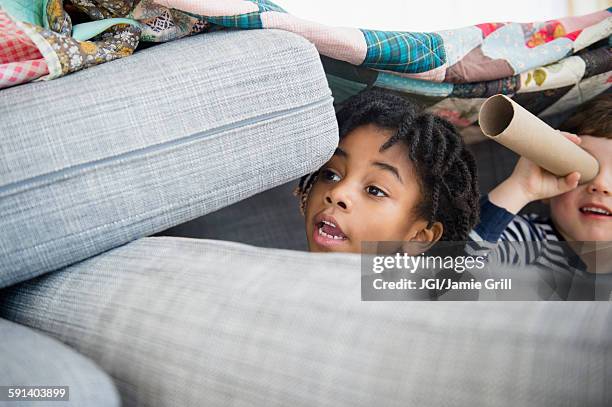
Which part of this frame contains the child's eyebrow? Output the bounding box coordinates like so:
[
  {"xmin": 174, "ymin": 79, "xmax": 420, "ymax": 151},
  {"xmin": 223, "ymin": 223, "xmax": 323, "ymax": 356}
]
[
  {"xmin": 372, "ymin": 162, "xmax": 403, "ymax": 183},
  {"xmin": 333, "ymin": 147, "xmax": 347, "ymax": 157}
]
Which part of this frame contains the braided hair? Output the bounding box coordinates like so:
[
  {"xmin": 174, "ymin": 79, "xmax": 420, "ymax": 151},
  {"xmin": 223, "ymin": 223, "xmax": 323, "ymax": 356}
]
[{"xmin": 295, "ymin": 88, "xmax": 480, "ymax": 242}]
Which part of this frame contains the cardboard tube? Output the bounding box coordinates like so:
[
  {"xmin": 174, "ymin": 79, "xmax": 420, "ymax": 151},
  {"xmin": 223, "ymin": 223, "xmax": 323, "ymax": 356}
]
[{"xmin": 479, "ymin": 94, "xmax": 599, "ymax": 183}]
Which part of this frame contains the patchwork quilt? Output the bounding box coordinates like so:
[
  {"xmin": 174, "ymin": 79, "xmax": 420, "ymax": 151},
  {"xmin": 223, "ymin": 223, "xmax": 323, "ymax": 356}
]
[{"xmin": 1, "ymin": 0, "xmax": 610, "ymax": 127}]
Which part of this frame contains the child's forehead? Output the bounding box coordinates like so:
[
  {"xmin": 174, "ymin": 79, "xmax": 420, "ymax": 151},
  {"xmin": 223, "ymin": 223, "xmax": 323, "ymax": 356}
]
[
  {"xmin": 335, "ymin": 126, "xmax": 417, "ymax": 180},
  {"xmin": 341, "ymin": 124, "xmax": 396, "ymax": 149},
  {"xmin": 343, "ymin": 123, "xmax": 395, "ymax": 138},
  {"xmin": 339, "ymin": 126, "xmax": 407, "ymax": 159}
]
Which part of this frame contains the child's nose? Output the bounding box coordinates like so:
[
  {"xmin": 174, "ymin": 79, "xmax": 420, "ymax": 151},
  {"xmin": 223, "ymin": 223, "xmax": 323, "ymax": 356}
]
[
  {"xmin": 325, "ymin": 196, "xmax": 347, "ymax": 209},
  {"xmin": 325, "ymin": 185, "xmax": 352, "ymax": 210},
  {"xmin": 587, "ymin": 173, "xmax": 610, "ymax": 196}
]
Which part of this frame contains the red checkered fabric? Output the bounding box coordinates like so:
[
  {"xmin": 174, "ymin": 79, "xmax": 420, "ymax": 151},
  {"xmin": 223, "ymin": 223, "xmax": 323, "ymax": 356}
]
[{"xmin": 0, "ymin": 10, "xmax": 48, "ymax": 89}]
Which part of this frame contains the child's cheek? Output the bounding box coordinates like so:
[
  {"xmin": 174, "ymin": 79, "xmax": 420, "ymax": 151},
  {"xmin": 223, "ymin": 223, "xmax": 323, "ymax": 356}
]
[{"xmin": 549, "ymin": 188, "xmax": 585, "ymax": 240}]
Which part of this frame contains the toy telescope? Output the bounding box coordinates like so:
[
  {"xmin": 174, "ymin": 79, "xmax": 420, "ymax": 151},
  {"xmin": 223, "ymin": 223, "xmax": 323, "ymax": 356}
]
[{"xmin": 478, "ymin": 94, "xmax": 599, "ymax": 183}]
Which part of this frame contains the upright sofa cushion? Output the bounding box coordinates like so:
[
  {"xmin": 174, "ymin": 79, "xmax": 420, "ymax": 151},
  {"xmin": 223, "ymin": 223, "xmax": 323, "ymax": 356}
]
[
  {"xmin": 1, "ymin": 237, "xmax": 610, "ymax": 407},
  {"xmin": 0, "ymin": 29, "xmax": 338, "ymax": 287},
  {"xmin": 0, "ymin": 318, "xmax": 120, "ymax": 407}
]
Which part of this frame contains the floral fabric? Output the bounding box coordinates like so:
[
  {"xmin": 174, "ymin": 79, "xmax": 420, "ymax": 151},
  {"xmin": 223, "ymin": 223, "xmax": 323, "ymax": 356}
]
[{"xmin": 0, "ymin": 0, "xmax": 212, "ymax": 89}]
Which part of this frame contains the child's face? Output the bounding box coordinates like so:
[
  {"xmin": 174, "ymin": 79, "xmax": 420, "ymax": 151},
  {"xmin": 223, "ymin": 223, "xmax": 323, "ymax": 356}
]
[
  {"xmin": 304, "ymin": 124, "xmax": 440, "ymax": 253},
  {"xmin": 550, "ymin": 136, "xmax": 612, "ymax": 241}
]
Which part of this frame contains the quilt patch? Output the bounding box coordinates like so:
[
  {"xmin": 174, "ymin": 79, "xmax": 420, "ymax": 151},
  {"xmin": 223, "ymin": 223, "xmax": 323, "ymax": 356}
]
[{"xmin": 0, "ymin": 1, "xmax": 610, "ymax": 127}]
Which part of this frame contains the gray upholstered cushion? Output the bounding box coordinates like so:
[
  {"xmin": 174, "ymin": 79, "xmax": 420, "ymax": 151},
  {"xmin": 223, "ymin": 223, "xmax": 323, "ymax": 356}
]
[
  {"xmin": 0, "ymin": 318, "xmax": 119, "ymax": 407},
  {"xmin": 1, "ymin": 237, "xmax": 609, "ymax": 406},
  {"xmin": 0, "ymin": 29, "xmax": 337, "ymax": 288}
]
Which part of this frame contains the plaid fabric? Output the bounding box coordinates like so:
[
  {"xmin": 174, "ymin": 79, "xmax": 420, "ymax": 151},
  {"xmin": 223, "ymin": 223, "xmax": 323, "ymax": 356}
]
[
  {"xmin": 0, "ymin": 10, "xmax": 48, "ymax": 89},
  {"xmin": 0, "ymin": 0, "xmax": 609, "ymax": 129},
  {"xmin": 0, "ymin": 13, "xmax": 43, "ymax": 63},
  {"xmin": 0, "ymin": 60, "xmax": 48, "ymax": 88},
  {"xmin": 206, "ymin": 12, "xmax": 262, "ymax": 29},
  {"xmin": 361, "ymin": 29, "xmax": 446, "ymax": 73}
]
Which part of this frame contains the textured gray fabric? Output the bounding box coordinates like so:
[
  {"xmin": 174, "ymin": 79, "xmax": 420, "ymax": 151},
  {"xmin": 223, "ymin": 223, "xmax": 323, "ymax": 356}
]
[
  {"xmin": 159, "ymin": 179, "xmax": 309, "ymax": 250},
  {"xmin": 1, "ymin": 237, "xmax": 609, "ymax": 407},
  {"xmin": 0, "ymin": 29, "xmax": 337, "ymax": 288},
  {"xmin": 0, "ymin": 318, "xmax": 119, "ymax": 407}
]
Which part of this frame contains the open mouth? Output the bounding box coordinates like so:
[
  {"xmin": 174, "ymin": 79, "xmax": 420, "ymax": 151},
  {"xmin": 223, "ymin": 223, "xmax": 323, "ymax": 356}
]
[
  {"xmin": 579, "ymin": 206, "xmax": 611, "ymax": 217},
  {"xmin": 317, "ymin": 220, "xmax": 348, "ymax": 240}
]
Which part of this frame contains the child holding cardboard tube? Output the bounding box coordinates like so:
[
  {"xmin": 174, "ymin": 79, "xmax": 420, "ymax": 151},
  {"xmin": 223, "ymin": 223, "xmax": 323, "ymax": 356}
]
[{"xmin": 470, "ymin": 94, "xmax": 611, "ymax": 275}]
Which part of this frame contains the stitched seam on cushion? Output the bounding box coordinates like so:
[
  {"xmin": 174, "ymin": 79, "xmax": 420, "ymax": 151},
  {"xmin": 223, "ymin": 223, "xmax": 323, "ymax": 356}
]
[
  {"xmin": 2, "ymin": 100, "xmax": 337, "ymax": 263},
  {"xmin": 0, "ymin": 96, "xmax": 332, "ymax": 199}
]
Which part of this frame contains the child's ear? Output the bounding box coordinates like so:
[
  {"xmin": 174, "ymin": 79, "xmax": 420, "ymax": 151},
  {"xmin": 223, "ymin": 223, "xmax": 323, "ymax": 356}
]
[{"xmin": 405, "ymin": 221, "xmax": 444, "ymax": 243}]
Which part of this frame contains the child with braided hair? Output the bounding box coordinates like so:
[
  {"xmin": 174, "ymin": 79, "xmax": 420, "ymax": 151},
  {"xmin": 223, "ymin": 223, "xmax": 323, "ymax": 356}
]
[{"xmin": 295, "ymin": 88, "xmax": 480, "ymax": 253}]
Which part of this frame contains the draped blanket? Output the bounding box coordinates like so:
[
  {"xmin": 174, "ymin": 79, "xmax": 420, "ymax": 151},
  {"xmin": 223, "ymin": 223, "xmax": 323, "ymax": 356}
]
[{"xmin": 1, "ymin": 0, "xmax": 610, "ymax": 126}]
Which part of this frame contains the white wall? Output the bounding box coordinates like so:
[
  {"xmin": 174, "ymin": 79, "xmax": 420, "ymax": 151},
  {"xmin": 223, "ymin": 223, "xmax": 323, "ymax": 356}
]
[{"xmin": 272, "ymin": 0, "xmax": 603, "ymax": 31}]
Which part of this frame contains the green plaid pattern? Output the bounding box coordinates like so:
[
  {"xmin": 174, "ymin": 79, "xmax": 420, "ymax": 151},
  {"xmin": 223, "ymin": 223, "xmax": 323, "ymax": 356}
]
[
  {"xmin": 361, "ymin": 29, "xmax": 446, "ymax": 73},
  {"xmin": 184, "ymin": 1, "xmax": 285, "ymax": 30},
  {"xmin": 206, "ymin": 13, "xmax": 262, "ymax": 29}
]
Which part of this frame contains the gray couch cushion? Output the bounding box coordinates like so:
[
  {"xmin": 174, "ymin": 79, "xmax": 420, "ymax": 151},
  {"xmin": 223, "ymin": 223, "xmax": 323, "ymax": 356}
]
[
  {"xmin": 1, "ymin": 237, "xmax": 609, "ymax": 406},
  {"xmin": 0, "ymin": 29, "xmax": 337, "ymax": 288},
  {"xmin": 0, "ymin": 318, "xmax": 119, "ymax": 407}
]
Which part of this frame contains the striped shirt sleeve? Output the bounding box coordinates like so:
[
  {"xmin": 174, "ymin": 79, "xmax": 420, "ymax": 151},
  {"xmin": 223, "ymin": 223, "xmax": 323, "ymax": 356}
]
[{"xmin": 467, "ymin": 196, "xmax": 559, "ymax": 266}]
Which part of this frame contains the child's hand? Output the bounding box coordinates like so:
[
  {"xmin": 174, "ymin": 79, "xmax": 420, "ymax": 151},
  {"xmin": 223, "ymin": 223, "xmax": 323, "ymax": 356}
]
[
  {"xmin": 489, "ymin": 132, "xmax": 582, "ymax": 214},
  {"xmin": 510, "ymin": 132, "xmax": 582, "ymax": 200}
]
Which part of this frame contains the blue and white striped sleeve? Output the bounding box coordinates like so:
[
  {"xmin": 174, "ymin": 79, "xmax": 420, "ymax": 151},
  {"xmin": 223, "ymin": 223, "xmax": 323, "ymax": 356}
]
[
  {"xmin": 470, "ymin": 196, "xmax": 516, "ymax": 243},
  {"xmin": 467, "ymin": 196, "xmax": 546, "ymax": 266}
]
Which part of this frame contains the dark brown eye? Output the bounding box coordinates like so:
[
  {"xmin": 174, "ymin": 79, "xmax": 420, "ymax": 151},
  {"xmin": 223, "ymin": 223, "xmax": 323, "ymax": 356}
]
[
  {"xmin": 321, "ymin": 169, "xmax": 341, "ymax": 182},
  {"xmin": 366, "ymin": 186, "xmax": 387, "ymax": 197}
]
